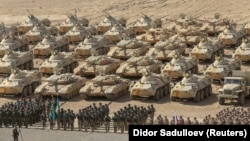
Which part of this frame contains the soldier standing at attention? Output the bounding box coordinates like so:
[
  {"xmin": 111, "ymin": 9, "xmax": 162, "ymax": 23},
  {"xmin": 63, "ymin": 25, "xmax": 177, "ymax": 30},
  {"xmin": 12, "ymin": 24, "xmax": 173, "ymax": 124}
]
[
  {"xmin": 112, "ymin": 113, "xmax": 118, "ymax": 133},
  {"xmin": 104, "ymin": 115, "xmax": 111, "ymax": 133},
  {"xmin": 13, "ymin": 125, "xmax": 19, "ymax": 141},
  {"xmin": 40, "ymin": 112, "xmax": 47, "ymax": 130}
]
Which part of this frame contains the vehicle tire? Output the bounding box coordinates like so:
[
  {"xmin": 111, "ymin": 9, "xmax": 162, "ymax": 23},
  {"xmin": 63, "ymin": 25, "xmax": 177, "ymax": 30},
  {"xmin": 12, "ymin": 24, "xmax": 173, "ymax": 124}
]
[
  {"xmin": 170, "ymin": 95, "xmax": 176, "ymax": 101},
  {"xmin": 238, "ymin": 93, "xmax": 245, "ymax": 106},
  {"xmin": 204, "ymin": 87, "xmax": 209, "ymax": 98},
  {"xmin": 200, "ymin": 90, "xmax": 205, "ymax": 101},
  {"xmin": 210, "ymin": 54, "xmax": 215, "ymax": 63},
  {"xmin": 194, "ymin": 91, "xmax": 201, "ymax": 102},
  {"xmin": 154, "ymin": 89, "xmax": 161, "ymax": 101},
  {"xmin": 218, "ymin": 97, "xmax": 225, "ymax": 105},
  {"xmin": 208, "ymin": 85, "xmax": 212, "ymax": 96},
  {"xmin": 164, "ymin": 85, "xmax": 169, "ymax": 96},
  {"xmin": 22, "ymin": 86, "xmax": 28, "ymax": 97}
]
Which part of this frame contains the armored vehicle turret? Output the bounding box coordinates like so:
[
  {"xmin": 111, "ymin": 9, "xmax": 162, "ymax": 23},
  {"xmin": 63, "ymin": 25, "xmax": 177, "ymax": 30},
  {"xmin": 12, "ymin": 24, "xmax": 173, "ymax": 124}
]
[
  {"xmin": 0, "ymin": 68, "xmax": 41, "ymax": 96},
  {"xmin": 18, "ymin": 10, "xmax": 51, "ymax": 34},
  {"xmin": 107, "ymin": 37, "xmax": 150, "ymax": 60},
  {"xmin": 74, "ymin": 35, "xmax": 110, "ymax": 57},
  {"xmin": 232, "ymin": 38, "xmax": 250, "ymax": 62},
  {"xmin": 218, "ymin": 24, "xmax": 246, "ymax": 47},
  {"xmin": 0, "ymin": 51, "xmax": 33, "ymax": 74},
  {"xmin": 130, "ymin": 68, "xmax": 171, "ymax": 101},
  {"xmin": 25, "ymin": 23, "xmax": 58, "ymax": 44},
  {"xmin": 0, "ymin": 35, "xmax": 29, "ymax": 57},
  {"xmin": 58, "ymin": 13, "xmax": 89, "ymax": 35},
  {"xmin": 190, "ymin": 37, "xmax": 224, "ymax": 62},
  {"xmin": 33, "ymin": 35, "xmax": 69, "ymax": 58},
  {"xmin": 65, "ymin": 24, "xmax": 96, "ymax": 44},
  {"xmin": 104, "ymin": 24, "xmax": 135, "ymax": 43},
  {"xmin": 74, "ymin": 55, "xmax": 121, "ymax": 77},
  {"xmin": 204, "ymin": 56, "xmax": 241, "ymax": 82},
  {"xmin": 116, "ymin": 56, "xmax": 162, "ymax": 77},
  {"xmin": 161, "ymin": 52, "xmax": 199, "ymax": 79},
  {"xmin": 79, "ymin": 74, "xmax": 130, "ymax": 100},
  {"xmin": 34, "ymin": 73, "xmax": 86, "ymax": 99},
  {"xmin": 39, "ymin": 50, "xmax": 78, "ymax": 75},
  {"xmin": 170, "ymin": 72, "xmax": 212, "ymax": 102},
  {"xmin": 146, "ymin": 38, "xmax": 186, "ymax": 61}
]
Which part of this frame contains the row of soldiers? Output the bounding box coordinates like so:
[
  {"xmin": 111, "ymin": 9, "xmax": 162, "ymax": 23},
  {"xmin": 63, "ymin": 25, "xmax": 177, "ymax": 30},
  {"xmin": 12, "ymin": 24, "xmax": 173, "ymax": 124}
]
[
  {"xmin": 0, "ymin": 96, "xmax": 44, "ymax": 128},
  {"xmin": 112, "ymin": 104, "xmax": 156, "ymax": 133}
]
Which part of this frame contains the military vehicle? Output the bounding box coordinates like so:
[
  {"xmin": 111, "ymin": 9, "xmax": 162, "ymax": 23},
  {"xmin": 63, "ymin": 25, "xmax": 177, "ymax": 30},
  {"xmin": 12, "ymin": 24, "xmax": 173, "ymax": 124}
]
[
  {"xmin": 146, "ymin": 38, "xmax": 186, "ymax": 62},
  {"xmin": 18, "ymin": 10, "xmax": 51, "ymax": 34},
  {"xmin": 79, "ymin": 73, "xmax": 130, "ymax": 100},
  {"xmin": 34, "ymin": 72, "xmax": 86, "ymax": 99},
  {"xmin": 129, "ymin": 68, "xmax": 171, "ymax": 101},
  {"xmin": 218, "ymin": 24, "xmax": 246, "ymax": 47},
  {"xmin": 65, "ymin": 23, "xmax": 96, "ymax": 44},
  {"xmin": 116, "ymin": 56, "xmax": 162, "ymax": 77},
  {"xmin": 190, "ymin": 36, "xmax": 224, "ymax": 62},
  {"xmin": 103, "ymin": 24, "xmax": 135, "ymax": 43},
  {"xmin": 0, "ymin": 50, "xmax": 33, "ymax": 74},
  {"xmin": 74, "ymin": 35, "xmax": 110, "ymax": 57},
  {"xmin": 136, "ymin": 27, "xmax": 174, "ymax": 45},
  {"xmin": 217, "ymin": 70, "xmax": 250, "ymax": 105},
  {"xmin": 199, "ymin": 13, "xmax": 235, "ymax": 36},
  {"xmin": 170, "ymin": 72, "xmax": 212, "ymax": 102},
  {"xmin": 33, "ymin": 35, "xmax": 69, "ymax": 58},
  {"xmin": 132, "ymin": 14, "xmax": 162, "ymax": 34},
  {"xmin": 243, "ymin": 22, "xmax": 250, "ymax": 35},
  {"xmin": 25, "ymin": 23, "xmax": 58, "ymax": 44},
  {"xmin": 204, "ymin": 56, "xmax": 241, "ymax": 82},
  {"xmin": 232, "ymin": 37, "xmax": 250, "ymax": 62},
  {"xmin": 0, "ymin": 22, "xmax": 18, "ymax": 38},
  {"xmin": 73, "ymin": 55, "xmax": 121, "ymax": 77},
  {"xmin": 107, "ymin": 37, "xmax": 150, "ymax": 60},
  {"xmin": 0, "ymin": 35, "xmax": 29, "ymax": 57},
  {"xmin": 161, "ymin": 52, "xmax": 199, "ymax": 79},
  {"xmin": 58, "ymin": 11, "xmax": 89, "ymax": 35},
  {"xmin": 0, "ymin": 68, "xmax": 41, "ymax": 96},
  {"xmin": 169, "ymin": 24, "xmax": 204, "ymax": 46},
  {"xmin": 96, "ymin": 12, "xmax": 126, "ymax": 35},
  {"xmin": 39, "ymin": 50, "xmax": 78, "ymax": 75}
]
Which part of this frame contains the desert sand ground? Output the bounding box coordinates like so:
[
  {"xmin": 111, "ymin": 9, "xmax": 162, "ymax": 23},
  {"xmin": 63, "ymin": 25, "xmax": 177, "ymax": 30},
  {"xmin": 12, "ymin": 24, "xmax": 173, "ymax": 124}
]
[{"xmin": 0, "ymin": 0, "xmax": 250, "ymax": 140}]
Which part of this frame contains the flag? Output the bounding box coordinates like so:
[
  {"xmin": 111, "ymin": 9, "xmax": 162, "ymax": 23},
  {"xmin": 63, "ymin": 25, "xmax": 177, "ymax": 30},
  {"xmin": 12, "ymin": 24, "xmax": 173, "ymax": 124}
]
[{"xmin": 51, "ymin": 102, "xmax": 56, "ymax": 122}]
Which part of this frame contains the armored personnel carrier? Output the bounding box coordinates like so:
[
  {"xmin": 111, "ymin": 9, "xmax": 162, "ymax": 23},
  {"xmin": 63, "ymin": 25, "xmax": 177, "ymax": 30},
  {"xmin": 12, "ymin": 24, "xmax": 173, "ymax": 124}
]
[
  {"xmin": 199, "ymin": 13, "xmax": 234, "ymax": 36},
  {"xmin": 34, "ymin": 72, "xmax": 86, "ymax": 99},
  {"xmin": 0, "ymin": 50, "xmax": 33, "ymax": 74},
  {"xmin": 39, "ymin": 50, "xmax": 78, "ymax": 75},
  {"xmin": 74, "ymin": 55, "xmax": 121, "ymax": 77},
  {"xmin": 79, "ymin": 73, "xmax": 130, "ymax": 100},
  {"xmin": 232, "ymin": 38, "xmax": 250, "ymax": 62},
  {"xmin": 18, "ymin": 10, "xmax": 51, "ymax": 34},
  {"xmin": 65, "ymin": 24, "xmax": 96, "ymax": 44},
  {"xmin": 170, "ymin": 24, "xmax": 204, "ymax": 46},
  {"xmin": 0, "ymin": 35, "xmax": 29, "ymax": 57},
  {"xmin": 33, "ymin": 35, "xmax": 69, "ymax": 58},
  {"xmin": 130, "ymin": 68, "xmax": 171, "ymax": 101},
  {"xmin": 204, "ymin": 56, "xmax": 241, "ymax": 82},
  {"xmin": 96, "ymin": 12, "xmax": 126, "ymax": 35},
  {"xmin": 190, "ymin": 37, "xmax": 224, "ymax": 62},
  {"xmin": 170, "ymin": 72, "xmax": 212, "ymax": 102},
  {"xmin": 136, "ymin": 27, "xmax": 174, "ymax": 45},
  {"xmin": 218, "ymin": 24, "xmax": 246, "ymax": 47},
  {"xmin": 58, "ymin": 13, "xmax": 89, "ymax": 35},
  {"xmin": 161, "ymin": 52, "xmax": 199, "ymax": 79},
  {"xmin": 104, "ymin": 24, "xmax": 135, "ymax": 43},
  {"xmin": 146, "ymin": 38, "xmax": 186, "ymax": 62},
  {"xmin": 25, "ymin": 23, "xmax": 58, "ymax": 44},
  {"xmin": 107, "ymin": 37, "xmax": 150, "ymax": 60},
  {"xmin": 74, "ymin": 35, "xmax": 110, "ymax": 57},
  {"xmin": 116, "ymin": 56, "xmax": 162, "ymax": 77},
  {"xmin": 0, "ymin": 68, "xmax": 41, "ymax": 96}
]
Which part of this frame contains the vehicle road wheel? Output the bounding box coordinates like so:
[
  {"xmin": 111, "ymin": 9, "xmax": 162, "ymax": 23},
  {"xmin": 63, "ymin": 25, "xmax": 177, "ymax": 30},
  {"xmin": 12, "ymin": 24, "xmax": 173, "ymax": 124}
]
[
  {"xmin": 238, "ymin": 93, "xmax": 245, "ymax": 106},
  {"xmin": 194, "ymin": 91, "xmax": 201, "ymax": 102},
  {"xmin": 218, "ymin": 97, "xmax": 225, "ymax": 105},
  {"xmin": 154, "ymin": 89, "xmax": 161, "ymax": 101}
]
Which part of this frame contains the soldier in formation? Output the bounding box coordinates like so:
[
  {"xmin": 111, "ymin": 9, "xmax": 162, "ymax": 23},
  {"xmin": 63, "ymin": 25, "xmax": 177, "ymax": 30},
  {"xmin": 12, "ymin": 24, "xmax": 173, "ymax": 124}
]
[
  {"xmin": 0, "ymin": 96, "xmax": 44, "ymax": 128},
  {"xmin": 75, "ymin": 103, "xmax": 110, "ymax": 132},
  {"xmin": 112, "ymin": 104, "xmax": 154, "ymax": 133}
]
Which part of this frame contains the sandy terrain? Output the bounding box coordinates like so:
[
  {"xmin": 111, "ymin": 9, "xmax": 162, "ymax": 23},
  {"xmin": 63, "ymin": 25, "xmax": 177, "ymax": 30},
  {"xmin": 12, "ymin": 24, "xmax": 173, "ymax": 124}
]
[{"xmin": 0, "ymin": 0, "xmax": 250, "ymax": 140}]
